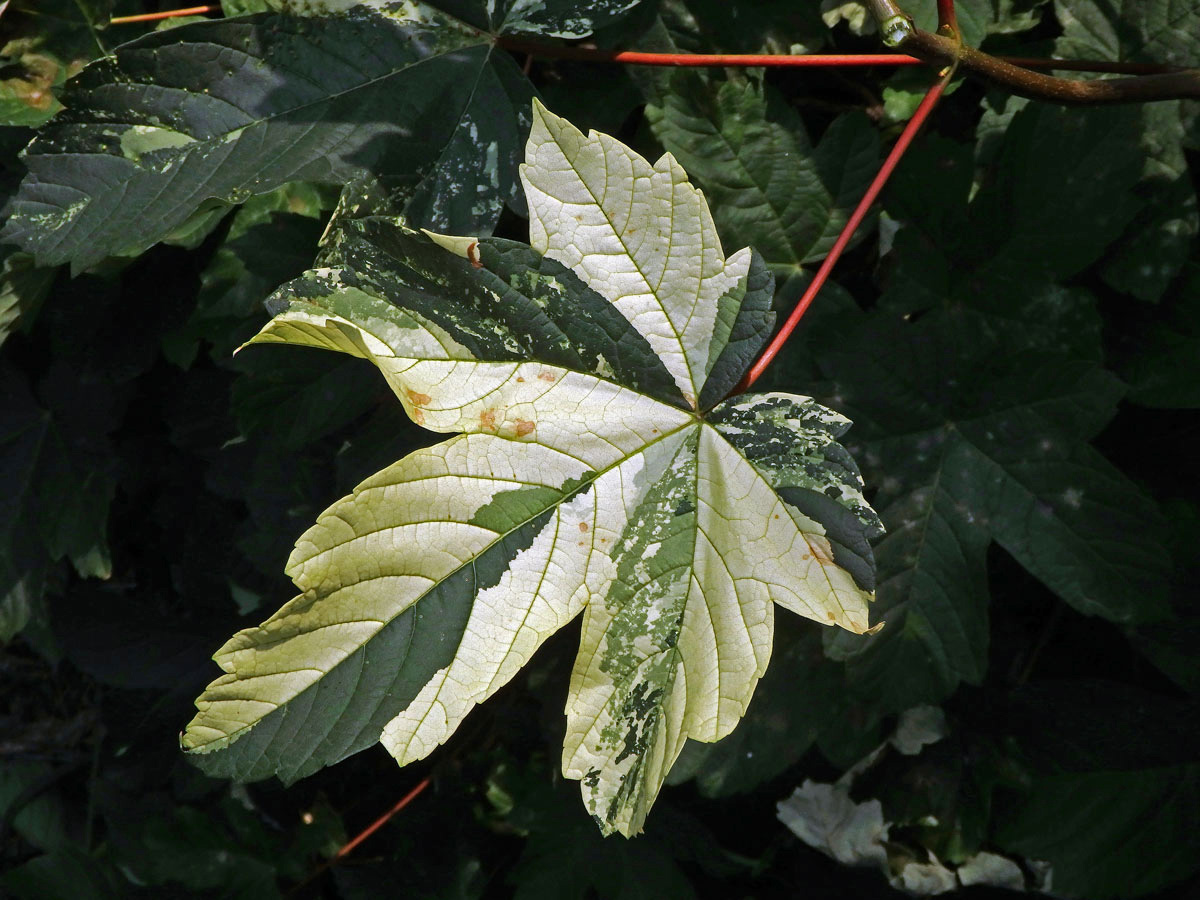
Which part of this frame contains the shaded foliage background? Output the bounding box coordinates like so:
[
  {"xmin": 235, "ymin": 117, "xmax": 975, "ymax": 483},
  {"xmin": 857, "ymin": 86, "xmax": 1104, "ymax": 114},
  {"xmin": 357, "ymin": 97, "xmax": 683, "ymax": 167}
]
[{"xmin": 2, "ymin": 0, "xmax": 1198, "ymax": 897}]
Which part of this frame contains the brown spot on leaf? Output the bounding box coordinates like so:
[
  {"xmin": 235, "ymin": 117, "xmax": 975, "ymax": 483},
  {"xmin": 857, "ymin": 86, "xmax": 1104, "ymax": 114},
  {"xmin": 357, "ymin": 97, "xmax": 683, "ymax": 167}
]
[
  {"xmin": 537, "ymin": 371, "xmax": 557, "ymax": 382},
  {"xmin": 578, "ymin": 522, "xmax": 589, "ymax": 533},
  {"xmin": 480, "ymin": 409, "xmax": 498, "ymax": 432},
  {"xmin": 405, "ymin": 389, "xmax": 431, "ymax": 425},
  {"xmin": 516, "ymin": 376, "xmax": 525, "ymax": 382},
  {"xmin": 466, "ymin": 241, "xmax": 482, "ymax": 269},
  {"xmin": 808, "ymin": 536, "xmax": 835, "ymax": 565},
  {"xmin": 515, "ymin": 419, "xmax": 535, "ymax": 437}
]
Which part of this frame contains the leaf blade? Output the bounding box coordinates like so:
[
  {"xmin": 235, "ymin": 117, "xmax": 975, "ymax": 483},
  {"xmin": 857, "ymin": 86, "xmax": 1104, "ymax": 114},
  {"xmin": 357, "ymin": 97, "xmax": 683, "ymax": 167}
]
[
  {"xmin": 522, "ymin": 100, "xmax": 753, "ymax": 407},
  {"xmin": 186, "ymin": 105, "xmax": 880, "ymax": 837},
  {"xmin": 2, "ymin": 11, "xmax": 533, "ymax": 271}
]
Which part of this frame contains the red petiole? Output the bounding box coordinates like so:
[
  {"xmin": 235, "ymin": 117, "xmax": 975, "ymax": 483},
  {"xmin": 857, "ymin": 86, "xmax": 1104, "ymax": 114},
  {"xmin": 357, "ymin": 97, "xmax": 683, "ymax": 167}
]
[{"xmin": 734, "ymin": 75, "xmax": 950, "ymax": 394}]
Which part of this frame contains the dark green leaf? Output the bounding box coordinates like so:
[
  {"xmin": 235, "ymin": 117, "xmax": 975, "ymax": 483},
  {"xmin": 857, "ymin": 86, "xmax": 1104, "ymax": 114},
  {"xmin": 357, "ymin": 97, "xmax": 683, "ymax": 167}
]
[
  {"xmin": 879, "ymin": 230, "xmax": 1105, "ymax": 360},
  {"xmin": 2, "ymin": 9, "xmax": 535, "ymax": 271},
  {"xmin": 656, "ymin": 1, "xmax": 829, "ymax": 54},
  {"xmin": 0, "ymin": 364, "xmax": 116, "ymax": 641},
  {"xmin": 816, "ymin": 309, "xmax": 1171, "ymax": 709},
  {"xmin": 230, "ymin": 349, "xmax": 380, "ymax": 450},
  {"xmin": 1128, "ymin": 607, "xmax": 1200, "ymax": 693},
  {"xmin": 1122, "ymin": 264, "xmax": 1200, "ymax": 408},
  {"xmin": 826, "ymin": 478, "xmax": 991, "ymax": 714},
  {"xmin": 966, "ymin": 105, "xmax": 1146, "ymax": 285},
  {"xmin": 895, "ymin": 0, "xmax": 1048, "ymax": 44},
  {"xmin": 1100, "ymin": 102, "xmax": 1198, "ymax": 303},
  {"xmin": 945, "ymin": 437, "xmax": 1170, "ymax": 624},
  {"xmin": 1002, "ymin": 680, "xmax": 1200, "ymax": 772},
  {"xmin": 222, "ymin": 0, "xmax": 271, "ymax": 14},
  {"xmin": 0, "ymin": 250, "xmax": 57, "ymax": 346},
  {"xmin": 697, "ymin": 250, "xmax": 774, "ymax": 408},
  {"xmin": 1126, "ymin": 498, "xmax": 1200, "ymax": 692},
  {"xmin": 105, "ymin": 801, "xmax": 283, "ymax": 895},
  {"xmin": 883, "ymin": 133, "xmax": 974, "ymax": 247},
  {"xmin": 186, "ymin": 188, "xmax": 329, "ymax": 357},
  {"xmin": 989, "ymin": 0, "xmax": 1050, "ymax": 34},
  {"xmin": 1, "ymin": 848, "xmax": 123, "ymax": 900},
  {"xmin": 53, "ymin": 583, "xmax": 226, "ymax": 689},
  {"xmin": 1055, "ymin": 0, "xmax": 1200, "ymax": 65},
  {"xmin": 497, "ymin": 763, "xmax": 702, "ymax": 900},
  {"xmin": 0, "ymin": 761, "xmax": 72, "ymax": 851},
  {"xmin": 1101, "ymin": 173, "xmax": 1196, "ymax": 303},
  {"xmin": 996, "ymin": 764, "xmax": 1200, "ymax": 898}
]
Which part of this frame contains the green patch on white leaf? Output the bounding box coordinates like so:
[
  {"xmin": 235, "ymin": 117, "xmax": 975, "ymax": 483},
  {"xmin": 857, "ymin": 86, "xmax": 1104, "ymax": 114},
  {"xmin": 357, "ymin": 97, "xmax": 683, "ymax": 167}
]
[{"xmin": 184, "ymin": 103, "xmax": 881, "ymax": 836}]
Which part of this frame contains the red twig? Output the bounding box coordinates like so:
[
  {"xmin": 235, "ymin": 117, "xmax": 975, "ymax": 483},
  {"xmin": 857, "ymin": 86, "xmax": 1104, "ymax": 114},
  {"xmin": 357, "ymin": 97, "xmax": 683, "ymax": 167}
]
[
  {"xmin": 110, "ymin": 5, "xmax": 218, "ymax": 23},
  {"xmin": 497, "ymin": 40, "xmax": 921, "ymax": 67},
  {"xmin": 607, "ymin": 50, "xmax": 916, "ymax": 67},
  {"xmin": 604, "ymin": 50, "xmax": 1184, "ymax": 76},
  {"xmin": 335, "ymin": 776, "xmax": 432, "ymax": 859},
  {"xmin": 937, "ymin": 0, "xmax": 958, "ymax": 34},
  {"xmin": 501, "ymin": 38, "xmax": 1187, "ymax": 76},
  {"xmin": 734, "ymin": 76, "xmax": 949, "ymax": 394},
  {"xmin": 285, "ymin": 776, "xmax": 432, "ymax": 897}
]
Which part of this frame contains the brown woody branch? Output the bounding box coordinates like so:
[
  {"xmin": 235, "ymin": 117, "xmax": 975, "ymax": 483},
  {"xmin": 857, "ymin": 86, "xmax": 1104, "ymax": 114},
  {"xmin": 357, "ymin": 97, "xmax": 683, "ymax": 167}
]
[
  {"xmin": 897, "ymin": 26, "xmax": 1200, "ymax": 104},
  {"xmin": 859, "ymin": 0, "xmax": 1200, "ymax": 105}
]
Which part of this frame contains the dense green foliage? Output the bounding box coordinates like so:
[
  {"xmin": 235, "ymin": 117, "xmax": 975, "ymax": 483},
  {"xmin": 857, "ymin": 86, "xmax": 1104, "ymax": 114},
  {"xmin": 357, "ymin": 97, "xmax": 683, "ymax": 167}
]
[{"xmin": 2, "ymin": 0, "xmax": 1198, "ymax": 897}]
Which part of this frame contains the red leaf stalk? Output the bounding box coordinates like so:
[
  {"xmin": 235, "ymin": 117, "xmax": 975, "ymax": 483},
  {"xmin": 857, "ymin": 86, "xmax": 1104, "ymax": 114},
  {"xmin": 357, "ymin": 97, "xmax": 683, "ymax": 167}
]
[
  {"xmin": 937, "ymin": 0, "xmax": 958, "ymax": 34},
  {"xmin": 110, "ymin": 5, "xmax": 218, "ymax": 23},
  {"xmin": 734, "ymin": 76, "xmax": 948, "ymax": 394},
  {"xmin": 500, "ymin": 38, "xmax": 1187, "ymax": 76},
  {"xmin": 496, "ymin": 40, "xmax": 922, "ymax": 67},
  {"xmin": 607, "ymin": 50, "xmax": 919, "ymax": 67},
  {"xmin": 336, "ymin": 775, "xmax": 432, "ymax": 859},
  {"xmin": 285, "ymin": 775, "xmax": 432, "ymax": 897}
]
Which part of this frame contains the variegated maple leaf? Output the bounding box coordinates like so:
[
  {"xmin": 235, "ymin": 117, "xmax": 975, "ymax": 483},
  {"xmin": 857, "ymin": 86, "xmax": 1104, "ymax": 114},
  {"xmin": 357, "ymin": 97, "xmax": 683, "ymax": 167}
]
[{"xmin": 182, "ymin": 101, "xmax": 882, "ymax": 836}]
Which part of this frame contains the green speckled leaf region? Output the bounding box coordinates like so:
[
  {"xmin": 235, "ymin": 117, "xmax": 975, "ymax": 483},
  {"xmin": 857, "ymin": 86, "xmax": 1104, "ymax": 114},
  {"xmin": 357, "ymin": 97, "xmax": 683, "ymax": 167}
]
[{"xmin": 183, "ymin": 103, "xmax": 881, "ymax": 836}]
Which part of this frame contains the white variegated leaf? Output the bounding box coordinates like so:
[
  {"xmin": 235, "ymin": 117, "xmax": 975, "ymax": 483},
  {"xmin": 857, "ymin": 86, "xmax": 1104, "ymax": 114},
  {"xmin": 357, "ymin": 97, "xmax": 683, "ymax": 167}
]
[
  {"xmin": 183, "ymin": 104, "xmax": 882, "ymax": 836},
  {"xmin": 522, "ymin": 100, "xmax": 754, "ymax": 408}
]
